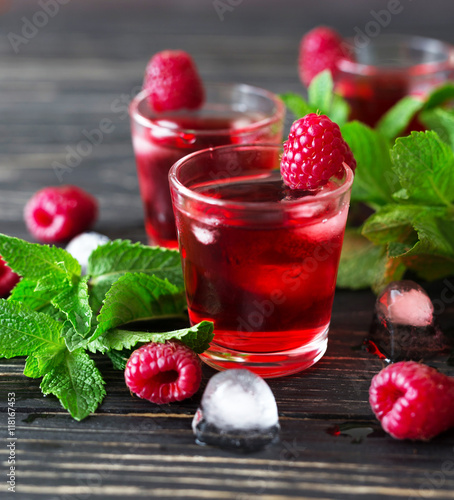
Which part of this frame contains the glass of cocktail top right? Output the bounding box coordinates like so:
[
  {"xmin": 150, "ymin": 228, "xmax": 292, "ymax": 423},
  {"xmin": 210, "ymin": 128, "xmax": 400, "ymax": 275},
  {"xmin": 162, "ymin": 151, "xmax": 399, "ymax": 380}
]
[{"xmin": 334, "ymin": 34, "xmax": 454, "ymax": 127}]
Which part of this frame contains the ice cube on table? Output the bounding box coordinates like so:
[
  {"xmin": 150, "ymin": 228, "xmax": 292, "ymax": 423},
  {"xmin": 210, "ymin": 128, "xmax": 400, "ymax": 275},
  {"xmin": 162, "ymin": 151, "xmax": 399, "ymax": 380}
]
[
  {"xmin": 192, "ymin": 369, "xmax": 280, "ymax": 451},
  {"xmin": 66, "ymin": 232, "xmax": 110, "ymax": 274},
  {"xmin": 366, "ymin": 280, "xmax": 450, "ymax": 362}
]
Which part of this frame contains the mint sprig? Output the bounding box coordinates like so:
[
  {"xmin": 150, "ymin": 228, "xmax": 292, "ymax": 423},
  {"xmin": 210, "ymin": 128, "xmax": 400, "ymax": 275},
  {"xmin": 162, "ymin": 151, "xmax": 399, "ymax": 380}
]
[
  {"xmin": 0, "ymin": 234, "xmax": 214, "ymax": 420},
  {"xmin": 280, "ymin": 77, "xmax": 454, "ymax": 291}
]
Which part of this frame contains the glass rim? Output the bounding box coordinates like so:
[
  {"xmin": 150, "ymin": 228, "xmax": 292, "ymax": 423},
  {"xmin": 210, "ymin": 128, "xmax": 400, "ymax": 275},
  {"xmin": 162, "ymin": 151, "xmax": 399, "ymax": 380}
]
[
  {"xmin": 129, "ymin": 82, "xmax": 286, "ymax": 137},
  {"xmin": 169, "ymin": 143, "xmax": 355, "ymax": 212},
  {"xmin": 337, "ymin": 33, "xmax": 454, "ymax": 76}
]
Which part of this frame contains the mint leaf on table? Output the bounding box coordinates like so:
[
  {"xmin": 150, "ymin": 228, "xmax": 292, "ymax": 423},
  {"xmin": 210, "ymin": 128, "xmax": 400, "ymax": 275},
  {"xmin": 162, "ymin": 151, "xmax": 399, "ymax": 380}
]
[
  {"xmin": 87, "ymin": 239, "xmax": 184, "ymax": 314},
  {"xmin": 391, "ymin": 131, "xmax": 454, "ymax": 206},
  {"xmin": 0, "ymin": 233, "xmax": 80, "ymax": 281},
  {"xmin": 8, "ymin": 279, "xmax": 64, "ymax": 320},
  {"xmin": 0, "ymin": 234, "xmax": 213, "ymax": 420},
  {"xmin": 340, "ymin": 121, "xmax": 397, "ymax": 208},
  {"xmin": 92, "ymin": 321, "xmax": 214, "ymax": 358},
  {"xmin": 376, "ymin": 96, "xmax": 424, "ymax": 142},
  {"xmin": 90, "ymin": 273, "xmax": 186, "ymax": 343},
  {"xmin": 40, "ymin": 348, "xmax": 106, "ymax": 421},
  {"xmin": 0, "ymin": 300, "xmax": 66, "ymax": 376}
]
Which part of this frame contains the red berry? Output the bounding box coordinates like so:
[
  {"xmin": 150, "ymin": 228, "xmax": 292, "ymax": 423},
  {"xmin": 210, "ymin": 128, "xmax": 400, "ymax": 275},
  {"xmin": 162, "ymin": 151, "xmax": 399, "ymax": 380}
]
[
  {"xmin": 125, "ymin": 341, "xmax": 202, "ymax": 404},
  {"xmin": 143, "ymin": 50, "xmax": 205, "ymax": 112},
  {"xmin": 280, "ymin": 113, "xmax": 356, "ymax": 190},
  {"xmin": 369, "ymin": 361, "xmax": 454, "ymax": 440},
  {"xmin": 0, "ymin": 256, "xmax": 20, "ymax": 298},
  {"xmin": 299, "ymin": 26, "xmax": 348, "ymax": 87},
  {"xmin": 24, "ymin": 185, "xmax": 98, "ymax": 243}
]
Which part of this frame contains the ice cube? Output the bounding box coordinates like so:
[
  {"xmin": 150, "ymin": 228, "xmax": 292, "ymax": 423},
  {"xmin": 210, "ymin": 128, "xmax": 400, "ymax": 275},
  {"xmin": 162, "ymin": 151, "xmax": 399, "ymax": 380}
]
[
  {"xmin": 366, "ymin": 280, "xmax": 450, "ymax": 362},
  {"xmin": 66, "ymin": 232, "xmax": 110, "ymax": 274},
  {"xmin": 192, "ymin": 369, "xmax": 280, "ymax": 450}
]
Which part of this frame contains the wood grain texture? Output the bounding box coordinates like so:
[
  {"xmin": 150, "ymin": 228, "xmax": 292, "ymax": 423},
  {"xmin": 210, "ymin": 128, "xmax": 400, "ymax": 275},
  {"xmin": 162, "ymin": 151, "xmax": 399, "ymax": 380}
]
[{"xmin": 1, "ymin": 1, "xmax": 454, "ymax": 499}]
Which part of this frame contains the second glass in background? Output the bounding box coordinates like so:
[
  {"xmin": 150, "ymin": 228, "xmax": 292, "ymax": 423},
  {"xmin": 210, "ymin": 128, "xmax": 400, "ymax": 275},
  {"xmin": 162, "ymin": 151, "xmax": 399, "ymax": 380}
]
[
  {"xmin": 335, "ymin": 34, "xmax": 454, "ymax": 127},
  {"xmin": 129, "ymin": 83, "xmax": 285, "ymax": 248}
]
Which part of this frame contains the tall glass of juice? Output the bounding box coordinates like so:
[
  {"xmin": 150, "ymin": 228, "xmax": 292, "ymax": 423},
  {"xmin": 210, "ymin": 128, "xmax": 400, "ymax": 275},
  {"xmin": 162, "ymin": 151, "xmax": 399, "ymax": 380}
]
[
  {"xmin": 129, "ymin": 84, "xmax": 285, "ymax": 248},
  {"xmin": 169, "ymin": 144, "xmax": 354, "ymax": 378}
]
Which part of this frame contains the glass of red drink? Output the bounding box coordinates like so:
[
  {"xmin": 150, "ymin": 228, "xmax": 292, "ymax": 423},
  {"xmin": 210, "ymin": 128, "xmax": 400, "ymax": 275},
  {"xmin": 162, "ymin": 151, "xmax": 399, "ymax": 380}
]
[
  {"xmin": 335, "ymin": 35, "xmax": 454, "ymax": 127},
  {"xmin": 169, "ymin": 144, "xmax": 354, "ymax": 378},
  {"xmin": 129, "ymin": 84, "xmax": 285, "ymax": 248}
]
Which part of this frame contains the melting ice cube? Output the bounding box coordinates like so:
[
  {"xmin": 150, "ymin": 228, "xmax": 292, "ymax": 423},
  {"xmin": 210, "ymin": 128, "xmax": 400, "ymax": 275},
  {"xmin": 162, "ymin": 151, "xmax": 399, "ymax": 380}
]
[
  {"xmin": 366, "ymin": 280, "xmax": 450, "ymax": 362},
  {"xmin": 66, "ymin": 232, "xmax": 110, "ymax": 274},
  {"xmin": 192, "ymin": 369, "xmax": 280, "ymax": 450}
]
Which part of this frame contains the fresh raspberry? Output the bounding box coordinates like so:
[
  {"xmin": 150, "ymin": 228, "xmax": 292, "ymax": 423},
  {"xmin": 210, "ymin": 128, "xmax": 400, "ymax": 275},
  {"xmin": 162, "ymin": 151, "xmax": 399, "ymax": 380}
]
[
  {"xmin": 0, "ymin": 256, "xmax": 20, "ymax": 298},
  {"xmin": 143, "ymin": 50, "xmax": 205, "ymax": 112},
  {"xmin": 299, "ymin": 26, "xmax": 348, "ymax": 87},
  {"xmin": 124, "ymin": 341, "xmax": 202, "ymax": 404},
  {"xmin": 280, "ymin": 113, "xmax": 356, "ymax": 190},
  {"xmin": 369, "ymin": 361, "xmax": 454, "ymax": 440},
  {"xmin": 24, "ymin": 185, "xmax": 98, "ymax": 244}
]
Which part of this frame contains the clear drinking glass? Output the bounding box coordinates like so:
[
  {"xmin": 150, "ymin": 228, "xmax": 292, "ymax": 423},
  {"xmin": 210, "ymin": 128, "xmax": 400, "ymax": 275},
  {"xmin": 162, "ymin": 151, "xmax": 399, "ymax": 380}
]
[
  {"xmin": 169, "ymin": 144, "xmax": 354, "ymax": 378},
  {"xmin": 129, "ymin": 83, "xmax": 285, "ymax": 248},
  {"xmin": 335, "ymin": 34, "xmax": 454, "ymax": 127}
]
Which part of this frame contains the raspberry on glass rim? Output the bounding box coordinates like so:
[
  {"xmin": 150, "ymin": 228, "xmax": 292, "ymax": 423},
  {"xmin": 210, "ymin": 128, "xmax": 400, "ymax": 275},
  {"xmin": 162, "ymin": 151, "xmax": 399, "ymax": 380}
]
[
  {"xmin": 143, "ymin": 50, "xmax": 205, "ymax": 112},
  {"xmin": 280, "ymin": 113, "xmax": 356, "ymax": 190},
  {"xmin": 298, "ymin": 26, "xmax": 349, "ymax": 87}
]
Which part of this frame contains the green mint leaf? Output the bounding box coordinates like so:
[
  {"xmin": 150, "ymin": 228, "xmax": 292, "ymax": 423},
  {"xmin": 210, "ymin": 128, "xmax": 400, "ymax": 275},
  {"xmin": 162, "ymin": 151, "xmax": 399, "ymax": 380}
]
[
  {"xmin": 361, "ymin": 204, "xmax": 425, "ymax": 246},
  {"xmin": 279, "ymin": 92, "xmax": 313, "ymax": 119},
  {"xmin": 337, "ymin": 230, "xmax": 388, "ymax": 290},
  {"xmin": 329, "ymin": 93, "xmax": 350, "ymax": 127},
  {"xmin": 391, "ymin": 131, "xmax": 454, "ymax": 206},
  {"xmin": 423, "ymin": 82, "xmax": 454, "ymax": 110},
  {"xmin": 51, "ymin": 276, "xmax": 92, "ymax": 336},
  {"xmin": 88, "ymin": 240, "xmax": 184, "ymax": 314},
  {"xmin": 106, "ymin": 349, "xmax": 131, "ymax": 371},
  {"xmin": 419, "ymin": 108, "xmax": 454, "ymax": 150},
  {"xmin": 376, "ymin": 96, "xmax": 424, "ymax": 142},
  {"xmin": 91, "ymin": 273, "xmax": 186, "ymax": 343},
  {"xmin": 60, "ymin": 320, "xmax": 91, "ymax": 352},
  {"xmin": 341, "ymin": 121, "xmax": 396, "ymax": 207},
  {"xmin": 408, "ymin": 215, "xmax": 454, "ymax": 261},
  {"xmin": 40, "ymin": 348, "xmax": 106, "ymax": 421},
  {"xmin": 8, "ymin": 279, "xmax": 64, "ymax": 320},
  {"xmin": 0, "ymin": 234, "xmax": 80, "ymax": 282},
  {"xmin": 308, "ymin": 70, "xmax": 333, "ymax": 113},
  {"xmin": 93, "ymin": 321, "xmax": 214, "ymax": 355},
  {"xmin": 0, "ymin": 300, "xmax": 65, "ymax": 359}
]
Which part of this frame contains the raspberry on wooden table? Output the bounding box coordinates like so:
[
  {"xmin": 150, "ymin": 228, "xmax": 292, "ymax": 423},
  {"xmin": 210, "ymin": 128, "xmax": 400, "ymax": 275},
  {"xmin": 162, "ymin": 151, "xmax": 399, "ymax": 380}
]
[
  {"xmin": 369, "ymin": 361, "xmax": 454, "ymax": 440},
  {"xmin": 280, "ymin": 113, "xmax": 356, "ymax": 190},
  {"xmin": 143, "ymin": 50, "xmax": 205, "ymax": 112},
  {"xmin": 0, "ymin": 256, "xmax": 20, "ymax": 298},
  {"xmin": 125, "ymin": 341, "xmax": 202, "ymax": 405},
  {"xmin": 299, "ymin": 26, "xmax": 348, "ymax": 87},
  {"xmin": 24, "ymin": 185, "xmax": 98, "ymax": 244}
]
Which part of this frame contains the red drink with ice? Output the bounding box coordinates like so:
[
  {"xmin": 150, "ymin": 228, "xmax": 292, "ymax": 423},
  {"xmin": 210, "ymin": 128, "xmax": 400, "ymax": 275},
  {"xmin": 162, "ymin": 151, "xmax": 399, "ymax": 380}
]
[
  {"xmin": 169, "ymin": 144, "xmax": 353, "ymax": 378},
  {"xmin": 129, "ymin": 84, "xmax": 284, "ymax": 248}
]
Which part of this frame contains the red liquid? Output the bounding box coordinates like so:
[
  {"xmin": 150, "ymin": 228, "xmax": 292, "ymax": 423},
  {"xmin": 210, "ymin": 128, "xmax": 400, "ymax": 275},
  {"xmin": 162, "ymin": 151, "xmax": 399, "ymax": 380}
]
[
  {"xmin": 131, "ymin": 110, "xmax": 281, "ymax": 248},
  {"xmin": 335, "ymin": 69, "xmax": 445, "ymax": 128},
  {"xmin": 175, "ymin": 172, "xmax": 349, "ymax": 370}
]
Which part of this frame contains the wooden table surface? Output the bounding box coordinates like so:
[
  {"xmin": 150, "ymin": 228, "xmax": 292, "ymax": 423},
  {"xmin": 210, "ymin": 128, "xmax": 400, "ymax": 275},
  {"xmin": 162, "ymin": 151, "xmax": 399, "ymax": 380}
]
[{"xmin": 1, "ymin": 1, "xmax": 454, "ymax": 499}]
